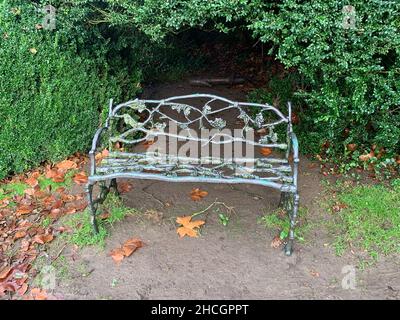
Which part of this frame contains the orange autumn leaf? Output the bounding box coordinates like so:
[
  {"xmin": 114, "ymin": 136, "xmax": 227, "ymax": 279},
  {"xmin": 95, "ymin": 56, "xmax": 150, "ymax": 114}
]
[
  {"xmin": 16, "ymin": 205, "xmax": 33, "ymax": 215},
  {"xmin": 190, "ymin": 188, "xmax": 208, "ymax": 201},
  {"xmin": 30, "ymin": 288, "xmax": 48, "ymax": 300},
  {"xmin": 95, "ymin": 149, "xmax": 109, "ymax": 163},
  {"xmin": 14, "ymin": 230, "xmax": 27, "ymax": 240},
  {"xmin": 359, "ymin": 150, "xmax": 375, "ymax": 162},
  {"xmin": 56, "ymin": 159, "xmax": 77, "ymax": 171},
  {"xmin": 73, "ymin": 172, "xmax": 88, "ymax": 185},
  {"xmin": 18, "ymin": 283, "xmax": 28, "ymax": 296},
  {"xmin": 176, "ymin": 215, "xmax": 205, "ymax": 238},
  {"xmin": 142, "ymin": 140, "xmax": 155, "ymax": 149},
  {"xmin": 0, "ymin": 266, "xmax": 12, "ymax": 281},
  {"xmin": 110, "ymin": 237, "xmax": 143, "ymax": 264},
  {"xmin": 260, "ymin": 147, "xmax": 272, "ymax": 157},
  {"xmin": 0, "ymin": 198, "xmax": 10, "ymax": 208},
  {"xmin": 270, "ymin": 235, "xmax": 283, "ymax": 249},
  {"xmin": 118, "ymin": 182, "xmax": 133, "ymax": 193},
  {"xmin": 33, "ymin": 234, "xmax": 54, "ymax": 245},
  {"xmin": 25, "ymin": 176, "xmax": 38, "ymax": 187},
  {"xmin": 110, "ymin": 248, "xmax": 125, "ymax": 264}
]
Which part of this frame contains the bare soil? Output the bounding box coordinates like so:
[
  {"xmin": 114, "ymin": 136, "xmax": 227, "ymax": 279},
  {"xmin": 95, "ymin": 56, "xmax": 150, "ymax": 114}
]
[{"xmin": 52, "ymin": 81, "xmax": 400, "ymax": 300}]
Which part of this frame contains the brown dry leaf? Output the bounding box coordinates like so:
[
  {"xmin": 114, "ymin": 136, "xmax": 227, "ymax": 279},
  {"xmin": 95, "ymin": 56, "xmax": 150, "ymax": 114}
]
[
  {"xmin": 30, "ymin": 288, "xmax": 48, "ymax": 300},
  {"xmin": 25, "ymin": 176, "xmax": 38, "ymax": 187},
  {"xmin": 176, "ymin": 215, "xmax": 205, "ymax": 238},
  {"xmin": 346, "ymin": 143, "xmax": 357, "ymax": 152},
  {"xmin": 270, "ymin": 235, "xmax": 283, "ymax": 249},
  {"xmin": 359, "ymin": 151, "xmax": 375, "ymax": 162},
  {"xmin": 18, "ymin": 283, "xmax": 28, "ymax": 296},
  {"xmin": 260, "ymin": 147, "xmax": 272, "ymax": 157},
  {"xmin": 110, "ymin": 248, "xmax": 125, "ymax": 264},
  {"xmin": 73, "ymin": 172, "xmax": 88, "ymax": 185},
  {"xmin": 95, "ymin": 149, "xmax": 109, "ymax": 163},
  {"xmin": 50, "ymin": 171, "xmax": 65, "ymax": 183},
  {"xmin": 56, "ymin": 159, "xmax": 77, "ymax": 171},
  {"xmin": 190, "ymin": 188, "xmax": 208, "ymax": 201},
  {"xmin": 33, "ymin": 234, "xmax": 54, "ymax": 245},
  {"xmin": 0, "ymin": 198, "xmax": 10, "ymax": 208},
  {"xmin": 118, "ymin": 182, "xmax": 133, "ymax": 193},
  {"xmin": 310, "ymin": 269, "xmax": 320, "ymax": 277},
  {"xmin": 16, "ymin": 205, "xmax": 33, "ymax": 215},
  {"xmin": 14, "ymin": 230, "xmax": 27, "ymax": 240},
  {"xmin": 110, "ymin": 238, "xmax": 143, "ymax": 264},
  {"xmin": 142, "ymin": 140, "xmax": 155, "ymax": 149},
  {"xmin": 332, "ymin": 202, "xmax": 348, "ymax": 212},
  {"xmin": 0, "ymin": 266, "xmax": 12, "ymax": 280},
  {"xmin": 122, "ymin": 238, "xmax": 143, "ymax": 257}
]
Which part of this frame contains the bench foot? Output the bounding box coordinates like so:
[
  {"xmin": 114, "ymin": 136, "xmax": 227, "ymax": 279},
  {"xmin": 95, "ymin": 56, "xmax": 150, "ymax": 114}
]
[
  {"xmin": 86, "ymin": 183, "xmax": 99, "ymax": 234},
  {"xmin": 280, "ymin": 191, "xmax": 299, "ymax": 256},
  {"xmin": 284, "ymin": 240, "xmax": 293, "ymax": 256}
]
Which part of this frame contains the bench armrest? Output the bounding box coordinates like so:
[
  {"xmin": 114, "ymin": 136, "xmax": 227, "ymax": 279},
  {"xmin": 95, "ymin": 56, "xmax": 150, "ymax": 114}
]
[{"xmin": 89, "ymin": 126, "xmax": 109, "ymax": 176}]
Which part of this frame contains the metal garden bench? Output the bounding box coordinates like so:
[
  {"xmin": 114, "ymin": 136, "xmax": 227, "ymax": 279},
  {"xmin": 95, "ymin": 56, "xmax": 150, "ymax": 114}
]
[{"xmin": 86, "ymin": 94, "xmax": 299, "ymax": 255}]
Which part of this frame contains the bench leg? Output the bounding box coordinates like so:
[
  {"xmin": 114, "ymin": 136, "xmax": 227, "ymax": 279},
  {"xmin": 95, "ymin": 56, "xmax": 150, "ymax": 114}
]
[
  {"xmin": 284, "ymin": 193, "xmax": 299, "ymax": 256},
  {"xmin": 110, "ymin": 178, "xmax": 119, "ymax": 197},
  {"xmin": 86, "ymin": 183, "xmax": 99, "ymax": 234},
  {"xmin": 279, "ymin": 192, "xmax": 288, "ymax": 209}
]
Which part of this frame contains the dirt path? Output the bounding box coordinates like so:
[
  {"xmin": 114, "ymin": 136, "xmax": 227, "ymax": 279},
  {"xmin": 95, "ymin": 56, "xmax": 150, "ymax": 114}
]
[{"xmin": 53, "ymin": 82, "xmax": 400, "ymax": 300}]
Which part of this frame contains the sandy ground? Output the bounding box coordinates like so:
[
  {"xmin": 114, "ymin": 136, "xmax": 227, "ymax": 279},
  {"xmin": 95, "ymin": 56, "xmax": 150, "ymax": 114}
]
[{"xmin": 52, "ymin": 82, "xmax": 400, "ymax": 300}]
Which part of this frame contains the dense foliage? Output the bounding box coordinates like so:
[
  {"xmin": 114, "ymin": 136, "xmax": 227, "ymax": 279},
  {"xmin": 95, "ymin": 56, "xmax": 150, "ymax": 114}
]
[
  {"xmin": 0, "ymin": 0, "xmax": 193, "ymax": 179},
  {"xmin": 86, "ymin": 0, "xmax": 400, "ymax": 162},
  {"xmin": 1, "ymin": 0, "xmax": 399, "ymax": 178}
]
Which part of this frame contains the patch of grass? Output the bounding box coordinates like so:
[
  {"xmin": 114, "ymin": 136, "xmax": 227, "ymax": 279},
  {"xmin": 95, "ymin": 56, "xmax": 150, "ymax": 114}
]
[
  {"xmin": 62, "ymin": 193, "xmax": 138, "ymax": 248},
  {"xmin": 38, "ymin": 170, "xmax": 75, "ymax": 190},
  {"xmin": 259, "ymin": 207, "xmax": 310, "ymax": 242},
  {"xmin": 329, "ymin": 181, "xmax": 400, "ymax": 261}
]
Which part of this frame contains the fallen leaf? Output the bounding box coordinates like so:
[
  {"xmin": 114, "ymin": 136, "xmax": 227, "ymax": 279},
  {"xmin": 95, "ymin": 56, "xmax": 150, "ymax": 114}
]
[
  {"xmin": 270, "ymin": 235, "xmax": 283, "ymax": 249},
  {"xmin": 0, "ymin": 198, "xmax": 10, "ymax": 208},
  {"xmin": 142, "ymin": 140, "xmax": 155, "ymax": 149},
  {"xmin": 16, "ymin": 205, "xmax": 33, "ymax": 215},
  {"xmin": 29, "ymin": 48, "xmax": 37, "ymax": 55},
  {"xmin": 190, "ymin": 188, "xmax": 208, "ymax": 201},
  {"xmin": 310, "ymin": 269, "xmax": 320, "ymax": 277},
  {"xmin": 359, "ymin": 151, "xmax": 375, "ymax": 162},
  {"xmin": 73, "ymin": 172, "xmax": 88, "ymax": 185},
  {"xmin": 14, "ymin": 230, "xmax": 27, "ymax": 240},
  {"xmin": 110, "ymin": 237, "xmax": 143, "ymax": 264},
  {"xmin": 176, "ymin": 215, "xmax": 205, "ymax": 238},
  {"xmin": 346, "ymin": 143, "xmax": 357, "ymax": 152},
  {"xmin": 118, "ymin": 182, "xmax": 132, "ymax": 193},
  {"xmin": 25, "ymin": 176, "xmax": 38, "ymax": 187},
  {"xmin": 56, "ymin": 159, "xmax": 77, "ymax": 171},
  {"xmin": 0, "ymin": 266, "xmax": 12, "ymax": 280},
  {"xmin": 110, "ymin": 248, "xmax": 125, "ymax": 264},
  {"xmin": 33, "ymin": 234, "xmax": 54, "ymax": 245},
  {"xmin": 122, "ymin": 238, "xmax": 143, "ymax": 257},
  {"xmin": 260, "ymin": 147, "xmax": 272, "ymax": 157},
  {"xmin": 30, "ymin": 288, "xmax": 47, "ymax": 300},
  {"xmin": 17, "ymin": 283, "xmax": 28, "ymax": 296},
  {"xmin": 95, "ymin": 149, "xmax": 109, "ymax": 163}
]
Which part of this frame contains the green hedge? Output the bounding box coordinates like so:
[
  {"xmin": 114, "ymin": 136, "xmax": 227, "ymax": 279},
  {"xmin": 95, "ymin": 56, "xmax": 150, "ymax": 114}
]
[
  {"xmin": 87, "ymin": 0, "xmax": 400, "ymax": 160},
  {"xmin": 0, "ymin": 1, "xmax": 140, "ymax": 179}
]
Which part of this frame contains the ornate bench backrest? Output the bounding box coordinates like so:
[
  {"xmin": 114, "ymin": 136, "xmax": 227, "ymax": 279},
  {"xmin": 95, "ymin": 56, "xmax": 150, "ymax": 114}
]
[{"xmin": 107, "ymin": 94, "xmax": 292, "ymax": 156}]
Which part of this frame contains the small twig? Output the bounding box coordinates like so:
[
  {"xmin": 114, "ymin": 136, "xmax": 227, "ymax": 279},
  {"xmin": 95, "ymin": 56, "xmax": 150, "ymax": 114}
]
[{"xmin": 51, "ymin": 243, "xmax": 67, "ymax": 263}]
